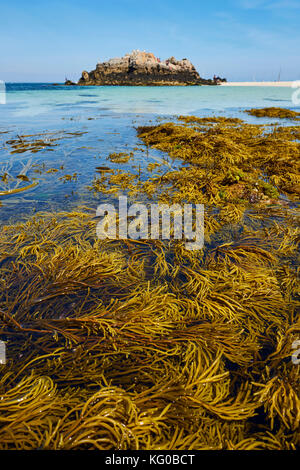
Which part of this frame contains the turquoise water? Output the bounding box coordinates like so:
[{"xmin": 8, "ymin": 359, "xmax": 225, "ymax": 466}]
[
  {"xmin": 0, "ymin": 83, "xmax": 298, "ymax": 221},
  {"xmin": 2, "ymin": 84, "xmax": 294, "ymax": 118},
  {"xmin": 3, "ymin": 83, "xmax": 296, "ymax": 117}
]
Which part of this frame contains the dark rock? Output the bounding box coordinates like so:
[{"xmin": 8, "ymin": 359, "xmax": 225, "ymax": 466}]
[{"xmin": 213, "ymin": 75, "xmax": 227, "ymax": 84}]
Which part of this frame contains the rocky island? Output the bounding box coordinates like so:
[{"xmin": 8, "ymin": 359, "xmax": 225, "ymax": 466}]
[{"xmin": 66, "ymin": 50, "xmax": 215, "ymax": 86}]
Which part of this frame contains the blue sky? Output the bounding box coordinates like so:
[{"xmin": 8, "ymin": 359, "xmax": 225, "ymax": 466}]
[{"xmin": 1, "ymin": 0, "xmax": 300, "ymax": 82}]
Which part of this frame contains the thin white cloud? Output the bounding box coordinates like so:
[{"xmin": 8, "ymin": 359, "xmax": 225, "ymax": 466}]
[{"xmin": 238, "ymin": 0, "xmax": 300, "ymax": 9}]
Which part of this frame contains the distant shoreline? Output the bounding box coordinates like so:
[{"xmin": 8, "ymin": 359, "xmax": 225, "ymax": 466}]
[{"xmin": 220, "ymin": 81, "xmax": 297, "ymax": 87}]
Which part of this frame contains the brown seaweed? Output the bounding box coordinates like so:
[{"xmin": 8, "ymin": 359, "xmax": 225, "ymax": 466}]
[
  {"xmin": 245, "ymin": 107, "xmax": 300, "ymax": 120},
  {"xmin": 0, "ymin": 114, "xmax": 299, "ymax": 450}
]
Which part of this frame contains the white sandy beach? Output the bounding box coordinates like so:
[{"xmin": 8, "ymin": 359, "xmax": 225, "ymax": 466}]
[{"xmin": 220, "ymin": 81, "xmax": 297, "ymax": 87}]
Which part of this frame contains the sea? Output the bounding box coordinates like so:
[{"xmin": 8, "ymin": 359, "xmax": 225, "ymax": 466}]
[{"xmin": 0, "ymin": 83, "xmax": 298, "ymax": 222}]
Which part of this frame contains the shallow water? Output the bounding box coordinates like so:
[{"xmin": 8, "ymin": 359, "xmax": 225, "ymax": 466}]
[
  {"xmin": 4, "ymin": 83, "xmax": 296, "ymax": 117},
  {"xmin": 0, "ymin": 83, "xmax": 298, "ymax": 222}
]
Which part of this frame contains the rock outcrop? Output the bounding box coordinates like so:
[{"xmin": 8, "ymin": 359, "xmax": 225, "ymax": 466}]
[{"xmin": 68, "ymin": 50, "xmax": 214, "ymax": 86}]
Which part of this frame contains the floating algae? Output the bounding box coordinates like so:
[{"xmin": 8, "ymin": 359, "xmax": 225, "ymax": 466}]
[
  {"xmin": 0, "ymin": 113, "xmax": 299, "ymax": 450},
  {"xmin": 2, "ymin": 131, "xmax": 88, "ymax": 155},
  {"xmin": 245, "ymin": 107, "xmax": 300, "ymax": 120},
  {"xmin": 4, "ymin": 134, "xmax": 59, "ymax": 154},
  {"xmin": 107, "ymin": 152, "xmax": 133, "ymax": 164},
  {"xmin": 0, "ymin": 158, "xmax": 40, "ymax": 198},
  {"xmin": 0, "ymin": 181, "xmax": 38, "ymax": 196},
  {"xmin": 0, "ymin": 129, "xmax": 91, "ymax": 208},
  {"xmin": 59, "ymin": 173, "xmax": 79, "ymax": 183}
]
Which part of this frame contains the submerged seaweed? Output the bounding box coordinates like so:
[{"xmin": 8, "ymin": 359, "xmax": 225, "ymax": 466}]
[{"xmin": 0, "ymin": 111, "xmax": 299, "ymax": 450}]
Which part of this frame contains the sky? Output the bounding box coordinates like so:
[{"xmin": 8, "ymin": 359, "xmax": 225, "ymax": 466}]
[{"xmin": 1, "ymin": 0, "xmax": 300, "ymax": 82}]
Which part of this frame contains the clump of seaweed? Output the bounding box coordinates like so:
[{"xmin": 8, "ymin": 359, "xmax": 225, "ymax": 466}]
[
  {"xmin": 178, "ymin": 115, "xmax": 244, "ymax": 125},
  {"xmin": 135, "ymin": 117, "xmax": 299, "ymax": 214},
  {"xmin": 245, "ymin": 107, "xmax": 300, "ymax": 120},
  {"xmin": 90, "ymin": 116, "xmax": 298, "ymax": 229},
  {"xmin": 59, "ymin": 173, "xmax": 79, "ymax": 183},
  {"xmin": 107, "ymin": 152, "xmax": 133, "ymax": 164}
]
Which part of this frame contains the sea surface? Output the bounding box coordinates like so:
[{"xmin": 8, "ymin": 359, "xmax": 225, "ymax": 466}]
[{"xmin": 0, "ymin": 83, "xmax": 298, "ymax": 222}]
